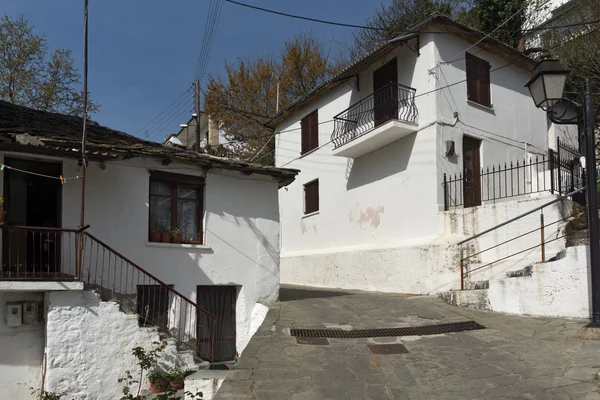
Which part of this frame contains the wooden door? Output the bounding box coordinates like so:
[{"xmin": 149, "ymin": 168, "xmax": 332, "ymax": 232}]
[
  {"xmin": 373, "ymin": 58, "xmax": 398, "ymax": 127},
  {"xmin": 463, "ymin": 137, "xmax": 482, "ymax": 208},
  {"xmin": 197, "ymin": 285, "xmax": 236, "ymax": 362}
]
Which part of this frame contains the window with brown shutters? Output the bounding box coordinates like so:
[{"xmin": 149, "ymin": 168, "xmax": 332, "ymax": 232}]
[
  {"xmin": 466, "ymin": 53, "xmax": 491, "ymax": 107},
  {"xmin": 304, "ymin": 179, "xmax": 319, "ymax": 214},
  {"xmin": 301, "ymin": 110, "xmax": 319, "ymax": 155}
]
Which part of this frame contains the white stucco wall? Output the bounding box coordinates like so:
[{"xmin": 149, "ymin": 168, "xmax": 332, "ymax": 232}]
[
  {"xmin": 61, "ymin": 158, "xmax": 280, "ymax": 356},
  {"xmin": 444, "ymin": 244, "xmax": 590, "ymax": 319},
  {"xmin": 44, "ymin": 290, "xmax": 204, "ymax": 399},
  {"xmin": 0, "ymin": 292, "xmax": 44, "ymax": 400},
  {"xmin": 0, "ymin": 150, "xmax": 281, "ymax": 360},
  {"xmin": 274, "ymin": 28, "xmax": 552, "ymax": 294}
]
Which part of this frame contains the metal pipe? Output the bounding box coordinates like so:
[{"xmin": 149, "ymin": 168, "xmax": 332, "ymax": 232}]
[
  {"xmin": 77, "ymin": 0, "xmax": 89, "ymax": 280},
  {"xmin": 540, "ymin": 211, "xmax": 545, "ymax": 262},
  {"xmin": 459, "ymin": 245, "xmax": 464, "ymax": 290},
  {"xmin": 583, "ymin": 78, "xmax": 600, "ymax": 327}
]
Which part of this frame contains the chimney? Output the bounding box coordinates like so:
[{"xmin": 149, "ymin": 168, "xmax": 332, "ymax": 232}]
[{"xmin": 208, "ymin": 116, "xmax": 219, "ymax": 147}]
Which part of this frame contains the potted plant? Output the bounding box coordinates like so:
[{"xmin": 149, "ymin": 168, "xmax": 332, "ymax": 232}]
[
  {"xmin": 148, "ymin": 371, "xmax": 168, "ymax": 394},
  {"xmin": 160, "ymin": 220, "xmax": 171, "ymax": 243},
  {"xmin": 170, "ymin": 227, "xmax": 181, "ymax": 243},
  {"xmin": 150, "ymin": 221, "xmax": 161, "ymax": 243},
  {"xmin": 167, "ymin": 370, "xmax": 185, "ymax": 391}
]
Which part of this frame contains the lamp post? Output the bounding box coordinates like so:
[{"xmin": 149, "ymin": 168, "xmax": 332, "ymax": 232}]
[{"xmin": 526, "ymin": 60, "xmax": 600, "ymax": 327}]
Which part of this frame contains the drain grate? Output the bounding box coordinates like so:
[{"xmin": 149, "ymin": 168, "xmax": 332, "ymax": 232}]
[
  {"xmin": 290, "ymin": 320, "xmax": 485, "ymax": 339},
  {"xmin": 368, "ymin": 344, "xmax": 409, "ymax": 355}
]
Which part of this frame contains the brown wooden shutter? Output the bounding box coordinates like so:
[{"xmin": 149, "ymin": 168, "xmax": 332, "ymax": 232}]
[
  {"xmin": 310, "ymin": 110, "xmax": 319, "ymax": 151},
  {"xmin": 478, "ymin": 59, "xmax": 491, "ymax": 107},
  {"xmin": 301, "ymin": 115, "xmax": 309, "ymax": 154},
  {"xmin": 466, "ymin": 54, "xmax": 478, "ymax": 102},
  {"xmin": 304, "ymin": 180, "xmax": 319, "ymax": 214}
]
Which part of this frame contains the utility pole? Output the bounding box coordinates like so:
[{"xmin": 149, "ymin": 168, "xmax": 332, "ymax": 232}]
[
  {"xmin": 77, "ymin": 0, "xmax": 89, "ymax": 280},
  {"xmin": 194, "ymin": 80, "xmax": 200, "ymax": 153},
  {"xmin": 584, "ymin": 77, "xmax": 600, "ymax": 327}
]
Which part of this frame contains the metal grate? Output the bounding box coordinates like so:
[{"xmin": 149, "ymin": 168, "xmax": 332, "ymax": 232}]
[
  {"xmin": 368, "ymin": 344, "xmax": 409, "ymax": 355},
  {"xmin": 290, "ymin": 321, "xmax": 485, "ymax": 339}
]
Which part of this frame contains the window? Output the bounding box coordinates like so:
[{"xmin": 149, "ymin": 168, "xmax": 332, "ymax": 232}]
[
  {"xmin": 304, "ymin": 179, "xmax": 319, "ymax": 214},
  {"xmin": 301, "ymin": 110, "xmax": 319, "ymax": 154},
  {"xmin": 149, "ymin": 171, "xmax": 205, "ymax": 243},
  {"xmin": 466, "ymin": 53, "xmax": 491, "ymax": 107}
]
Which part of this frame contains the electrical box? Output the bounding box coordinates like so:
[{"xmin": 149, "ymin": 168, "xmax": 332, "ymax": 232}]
[
  {"xmin": 5, "ymin": 303, "xmax": 22, "ymax": 327},
  {"xmin": 23, "ymin": 302, "xmax": 38, "ymax": 325}
]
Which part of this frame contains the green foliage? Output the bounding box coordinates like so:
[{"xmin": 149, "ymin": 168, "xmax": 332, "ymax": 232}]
[
  {"xmin": 0, "ymin": 14, "xmax": 100, "ymax": 116},
  {"xmin": 30, "ymin": 388, "xmax": 63, "ymax": 400},
  {"xmin": 461, "ymin": 0, "xmax": 527, "ymax": 48},
  {"xmin": 119, "ymin": 341, "xmax": 203, "ymax": 400}
]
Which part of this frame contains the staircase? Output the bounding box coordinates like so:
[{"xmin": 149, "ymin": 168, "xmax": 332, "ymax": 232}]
[
  {"xmin": 0, "ymin": 225, "xmax": 219, "ymax": 363},
  {"xmin": 441, "ymin": 187, "xmax": 593, "ymax": 319}
]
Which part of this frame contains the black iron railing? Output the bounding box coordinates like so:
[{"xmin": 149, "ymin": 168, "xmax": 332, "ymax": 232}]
[
  {"xmin": 331, "ymin": 82, "xmax": 418, "ymax": 149},
  {"xmin": 443, "ymin": 156, "xmax": 553, "ymax": 210}
]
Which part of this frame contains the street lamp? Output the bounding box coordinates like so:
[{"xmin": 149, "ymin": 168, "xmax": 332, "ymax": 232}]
[{"xmin": 526, "ymin": 59, "xmax": 600, "ymax": 327}]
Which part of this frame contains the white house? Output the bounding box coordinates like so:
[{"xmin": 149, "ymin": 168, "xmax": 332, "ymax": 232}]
[
  {"xmin": 0, "ymin": 100, "xmax": 297, "ymax": 399},
  {"xmin": 266, "ymin": 15, "xmax": 585, "ymax": 310}
]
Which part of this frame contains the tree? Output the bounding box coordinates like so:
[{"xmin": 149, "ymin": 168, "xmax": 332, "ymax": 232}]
[
  {"xmin": 350, "ymin": 0, "xmax": 463, "ymax": 58},
  {"xmin": 204, "ymin": 31, "xmax": 341, "ymax": 164},
  {"xmin": 464, "ymin": 0, "xmax": 527, "ymax": 48},
  {"xmin": 0, "ymin": 14, "xmax": 99, "ymax": 116}
]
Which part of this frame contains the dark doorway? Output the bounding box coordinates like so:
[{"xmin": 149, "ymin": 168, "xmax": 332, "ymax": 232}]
[
  {"xmin": 2, "ymin": 158, "xmax": 62, "ymax": 278},
  {"xmin": 373, "ymin": 58, "xmax": 398, "ymax": 127},
  {"xmin": 137, "ymin": 284, "xmax": 172, "ymax": 330},
  {"xmin": 463, "ymin": 137, "xmax": 482, "ymax": 208},
  {"xmin": 197, "ymin": 285, "xmax": 236, "ymax": 362}
]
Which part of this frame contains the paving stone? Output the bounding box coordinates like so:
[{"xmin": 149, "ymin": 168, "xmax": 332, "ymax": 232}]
[{"xmin": 214, "ymin": 285, "xmax": 600, "ymax": 400}]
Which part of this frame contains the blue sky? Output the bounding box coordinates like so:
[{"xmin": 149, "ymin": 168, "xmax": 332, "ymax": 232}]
[{"xmin": 1, "ymin": 0, "xmax": 380, "ymax": 141}]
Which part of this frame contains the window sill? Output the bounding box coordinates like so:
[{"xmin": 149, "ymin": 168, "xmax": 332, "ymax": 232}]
[
  {"xmin": 145, "ymin": 241, "xmax": 212, "ymax": 250},
  {"xmin": 302, "ymin": 211, "xmax": 320, "ymax": 219},
  {"xmin": 467, "ymin": 100, "xmax": 495, "ymax": 114}
]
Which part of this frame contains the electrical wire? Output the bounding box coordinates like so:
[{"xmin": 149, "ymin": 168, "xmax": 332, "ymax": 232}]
[
  {"xmin": 135, "ymin": 87, "xmax": 192, "ymax": 137},
  {"xmin": 142, "ymin": 95, "xmax": 194, "ymax": 139},
  {"xmin": 223, "ymin": 0, "xmax": 387, "ymax": 31}
]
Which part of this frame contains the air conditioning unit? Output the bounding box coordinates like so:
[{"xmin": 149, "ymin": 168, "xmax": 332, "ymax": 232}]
[
  {"xmin": 5, "ymin": 303, "xmax": 22, "ymax": 327},
  {"xmin": 23, "ymin": 302, "xmax": 38, "ymax": 325}
]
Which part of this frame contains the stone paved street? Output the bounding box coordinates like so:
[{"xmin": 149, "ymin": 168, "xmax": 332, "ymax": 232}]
[{"xmin": 215, "ymin": 285, "xmax": 600, "ymax": 399}]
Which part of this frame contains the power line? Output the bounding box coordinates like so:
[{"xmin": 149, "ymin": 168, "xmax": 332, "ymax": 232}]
[
  {"xmin": 142, "ymin": 94, "xmax": 194, "ymax": 139},
  {"xmin": 223, "ymin": 0, "xmax": 386, "ymax": 31},
  {"xmin": 146, "ymin": 104, "xmax": 194, "ymax": 142},
  {"xmin": 194, "ymin": 0, "xmax": 224, "ymax": 84},
  {"xmin": 135, "ymin": 87, "xmax": 192, "ymax": 136}
]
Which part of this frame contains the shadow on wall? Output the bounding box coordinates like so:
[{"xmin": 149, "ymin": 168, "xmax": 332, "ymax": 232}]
[
  {"xmin": 346, "ymin": 132, "xmax": 417, "ymax": 190},
  {"xmin": 279, "ymin": 285, "xmax": 355, "ymax": 301}
]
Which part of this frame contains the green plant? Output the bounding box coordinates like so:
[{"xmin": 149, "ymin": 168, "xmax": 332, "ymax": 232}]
[
  {"xmin": 169, "ymin": 227, "xmax": 181, "ymax": 236},
  {"xmin": 30, "ymin": 388, "xmax": 63, "ymax": 400},
  {"xmin": 160, "ymin": 220, "xmax": 169, "ymax": 233},
  {"xmin": 119, "ymin": 341, "xmax": 203, "ymax": 400}
]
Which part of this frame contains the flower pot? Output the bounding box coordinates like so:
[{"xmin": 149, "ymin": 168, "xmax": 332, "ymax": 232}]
[
  {"xmin": 171, "ymin": 234, "xmax": 181, "ymax": 244},
  {"xmin": 0, "ymin": 211, "xmax": 5, "ymax": 224},
  {"xmin": 149, "ymin": 379, "xmax": 168, "ymax": 394},
  {"xmin": 161, "ymin": 232, "xmax": 171, "ymax": 243},
  {"xmin": 150, "ymin": 232, "xmax": 161, "ymax": 242},
  {"xmin": 170, "ymin": 377, "xmax": 184, "ymax": 391}
]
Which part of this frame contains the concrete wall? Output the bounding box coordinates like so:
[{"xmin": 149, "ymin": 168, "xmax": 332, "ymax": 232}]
[
  {"xmin": 44, "ymin": 290, "xmax": 198, "ymax": 399},
  {"xmin": 0, "ymin": 292, "xmax": 44, "ymax": 400},
  {"xmin": 443, "ymin": 245, "xmax": 591, "ymax": 319}
]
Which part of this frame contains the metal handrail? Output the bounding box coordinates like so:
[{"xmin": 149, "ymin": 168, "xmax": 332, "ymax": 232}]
[{"xmin": 458, "ymin": 182, "xmax": 593, "ymax": 246}]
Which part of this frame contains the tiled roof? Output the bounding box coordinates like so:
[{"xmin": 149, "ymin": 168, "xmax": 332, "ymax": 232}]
[{"xmin": 0, "ymin": 100, "xmax": 298, "ymax": 186}]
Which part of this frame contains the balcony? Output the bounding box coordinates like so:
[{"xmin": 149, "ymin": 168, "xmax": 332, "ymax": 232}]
[{"xmin": 331, "ymin": 83, "xmax": 418, "ymax": 158}]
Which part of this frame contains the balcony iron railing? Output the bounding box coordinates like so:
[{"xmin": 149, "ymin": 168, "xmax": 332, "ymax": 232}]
[
  {"xmin": 0, "ymin": 225, "xmax": 218, "ymax": 362},
  {"xmin": 331, "ymin": 82, "xmax": 418, "ymax": 149}
]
